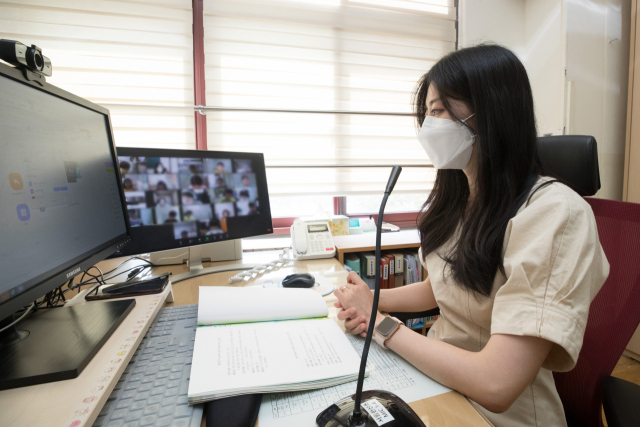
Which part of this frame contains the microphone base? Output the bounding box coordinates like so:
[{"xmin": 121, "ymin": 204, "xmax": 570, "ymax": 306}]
[{"xmin": 316, "ymin": 390, "xmax": 426, "ymax": 427}]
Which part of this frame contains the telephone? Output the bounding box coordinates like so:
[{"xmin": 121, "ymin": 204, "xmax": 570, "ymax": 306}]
[{"xmin": 290, "ymin": 219, "xmax": 336, "ymax": 260}]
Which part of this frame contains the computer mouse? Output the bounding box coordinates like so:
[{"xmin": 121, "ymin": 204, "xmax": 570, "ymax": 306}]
[{"xmin": 281, "ymin": 273, "xmax": 316, "ymax": 288}]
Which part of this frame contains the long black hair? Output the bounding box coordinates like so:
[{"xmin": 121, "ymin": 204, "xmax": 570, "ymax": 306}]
[{"xmin": 415, "ymin": 44, "xmax": 545, "ymax": 297}]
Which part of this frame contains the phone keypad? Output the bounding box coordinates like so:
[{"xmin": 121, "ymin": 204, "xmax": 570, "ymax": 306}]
[{"xmin": 309, "ymin": 232, "xmax": 333, "ymax": 253}]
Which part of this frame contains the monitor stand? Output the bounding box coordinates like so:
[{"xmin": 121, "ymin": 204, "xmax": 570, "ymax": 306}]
[
  {"xmin": 0, "ymin": 299, "xmax": 135, "ymax": 390},
  {"xmin": 160, "ymin": 243, "xmax": 256, "ymax": 284}
]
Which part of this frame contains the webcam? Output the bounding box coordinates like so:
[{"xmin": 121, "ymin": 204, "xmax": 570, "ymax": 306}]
[{"xmin": 0, "ymin": 39, "xmax": 52, "ymax": 78}]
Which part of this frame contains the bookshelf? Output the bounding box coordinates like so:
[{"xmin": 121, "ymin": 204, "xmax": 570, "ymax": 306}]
[
  {"xmin": 333, "ymin": 229, "xmax": 434, "ymax": 336},
  {"xmin": 332, "ymin": 229, "xmax": 421, "ymax": 264}
]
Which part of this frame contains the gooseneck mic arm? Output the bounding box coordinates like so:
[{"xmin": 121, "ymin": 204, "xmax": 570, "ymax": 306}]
[{"xmin": 351, "ymin": 166, "xmax": 402, "ymax": 423}]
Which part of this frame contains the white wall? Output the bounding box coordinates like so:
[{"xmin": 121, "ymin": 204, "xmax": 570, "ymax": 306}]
[
  {"xmin": 565, "ymin": 0, "xmax": 630, "ymax": 200},
  {"xmin": 460, "ymin": 0, "xmax": 565, "ymax": 135},
  {"xmin": 458, "ymin": 0, "xmax": 526, "ymax": 58},
  {"xmin": 459, "ymin": 0, "xmax": 631, "ymax": 200},
  {"xmin": 524, "ymin": 0, "xmax": 565, "ymax": 136}
]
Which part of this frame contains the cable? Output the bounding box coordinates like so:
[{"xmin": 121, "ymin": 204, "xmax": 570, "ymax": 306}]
[
  {"xmin": 228, "ymin": 248, "xmax": 296, "ymax": 284},
  {"xmin": 0, "ymin": 302, "xmax": 35, "ymax": 333},
  {"xmin": 73, "ymin": 265, "xmax": 153, "ymax": 287}
]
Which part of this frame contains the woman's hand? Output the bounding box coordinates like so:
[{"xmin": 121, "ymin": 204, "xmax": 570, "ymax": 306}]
[{"xmin": 334, "ymin": 271, "xmax": 381, "ymax": 337}]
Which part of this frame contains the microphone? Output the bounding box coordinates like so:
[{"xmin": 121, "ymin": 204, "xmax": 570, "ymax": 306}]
[{"xmin": 316, "ymin": 166, "xmax": 425, "ymax": 427}]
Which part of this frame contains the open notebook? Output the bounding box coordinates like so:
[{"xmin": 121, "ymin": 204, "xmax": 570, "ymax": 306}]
[{"xmin": 187, "ymin": 287, "xmax": 363, "ymax": 404}]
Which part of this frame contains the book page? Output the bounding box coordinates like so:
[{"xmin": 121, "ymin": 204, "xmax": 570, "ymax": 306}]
[
  {"xmin": 258, "ymin": 334, "xmax": 451, "ymax": 427},
  {"xmin": 197, "ymin": 286, "xmax": 328, "ymax": 325},
  {"xmin": 188, "ymin": 318, "xmax": 361, "ymax": 402}
]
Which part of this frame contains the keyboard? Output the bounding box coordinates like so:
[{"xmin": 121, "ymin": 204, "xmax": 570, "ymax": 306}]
[{"xmin": 93, "ymin": 304, "xmax": 203, "ymax": 427}]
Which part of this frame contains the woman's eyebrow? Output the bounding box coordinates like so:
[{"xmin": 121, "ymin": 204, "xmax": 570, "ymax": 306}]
[{"xmin": 428, "ymin": 97, "xmax": 441, "ymax": 106}]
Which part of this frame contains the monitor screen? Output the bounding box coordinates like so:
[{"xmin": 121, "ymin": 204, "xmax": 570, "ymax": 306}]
[
  {"xmin": 110, "ymin": 148, "xmax": 273, "ymax": 257},
  {"xmin": 0, "ymin": 71, "xmax": 129, "ymax": 310}
]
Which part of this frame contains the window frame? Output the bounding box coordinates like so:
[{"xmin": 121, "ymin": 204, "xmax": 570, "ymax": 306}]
[{"xmin": 191, "ymin": 0, "xmax": 445, "ymax": 228}]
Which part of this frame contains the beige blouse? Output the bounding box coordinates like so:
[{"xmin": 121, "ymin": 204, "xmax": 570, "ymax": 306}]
[{"xmin": 419, "ymin": 178, "xmax": 609, "ymax": 427}]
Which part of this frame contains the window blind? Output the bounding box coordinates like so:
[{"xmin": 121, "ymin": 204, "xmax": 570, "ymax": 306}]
[
  {"xmin": 203, "ymin": 0, "xmax": 455, "ymax": 196},
  {"xmin": 0, "ymin": 0, "xmax": 195, "ymax": 150}
]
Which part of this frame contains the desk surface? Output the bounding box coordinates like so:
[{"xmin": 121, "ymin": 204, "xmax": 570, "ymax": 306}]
[
  {"xmin": 1, "ymin": 251, "xmax": 492, "ymax": 427},
  {"xmin": 148, "ymin": 251, "xmax": 492, "ymax": 427}
]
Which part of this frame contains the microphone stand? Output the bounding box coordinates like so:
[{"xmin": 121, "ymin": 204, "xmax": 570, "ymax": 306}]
[{"xmin": 316, "ymin": 166, "xmax": 425, "ymax": 427}]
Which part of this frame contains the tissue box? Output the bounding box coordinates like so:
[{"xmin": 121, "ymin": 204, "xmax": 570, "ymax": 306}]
[{"xmin": 328, "ymin": 215, "xmax": 350, "ymax": 236}]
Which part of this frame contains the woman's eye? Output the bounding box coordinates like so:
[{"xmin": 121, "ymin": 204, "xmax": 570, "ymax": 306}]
[{"xmin": 431, "ymin": 109, "xmax": 442, "ymax": 116}]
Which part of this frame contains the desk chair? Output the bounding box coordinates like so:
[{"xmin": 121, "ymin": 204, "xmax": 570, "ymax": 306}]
[
  {"xmin": 393, "ymin": 135, "xmax": 640, "ymax": 427},
  {"xmin": 538, "ymin": 135, "xmax": 640, "ymax": 427},
  {"xmin": 553, "ymin": 195, "xmax": 640, "ymax": 427}
]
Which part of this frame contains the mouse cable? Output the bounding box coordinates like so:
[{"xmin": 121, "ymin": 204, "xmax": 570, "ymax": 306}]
[{"xmin": 228, "ymin": 248, "xmax": 296, "ymax": 284}]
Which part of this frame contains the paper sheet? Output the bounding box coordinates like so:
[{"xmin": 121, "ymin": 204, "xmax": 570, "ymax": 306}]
[
  {"xmin": 197, "ymin": 286, "xmax": 328, "ymax": 325},
  {"xmin": 258, "ymin": 334, "xmax": 451, "ymax": 427},
  {"xmin": 188, "ymin": 318, "xmax": 362, "ymax": 403}
]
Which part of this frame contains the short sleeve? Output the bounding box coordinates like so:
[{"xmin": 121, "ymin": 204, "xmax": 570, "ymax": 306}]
[{"xmin": 491, "ymin": 183, "xmax": 609, "ymax": 372}]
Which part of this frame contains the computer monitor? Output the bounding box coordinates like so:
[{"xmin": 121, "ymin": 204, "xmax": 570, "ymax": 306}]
[
  {"xmin": 110, "ymin": 148, "xmax": 274, "ymax": 281},
  {"xmin": 0, "ymin": 61, "xmax": 132, "ymax": 389}
]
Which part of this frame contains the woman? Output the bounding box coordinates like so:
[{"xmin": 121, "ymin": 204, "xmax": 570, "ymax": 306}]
[{"xmin": 334, "ymin": 44, "xmax": 609, "ymax": 427}]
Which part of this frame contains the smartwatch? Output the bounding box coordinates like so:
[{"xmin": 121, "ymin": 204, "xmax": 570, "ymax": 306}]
[{"xmin": 374, "ymin": 316, "xmax": 402, "ymax": 349}]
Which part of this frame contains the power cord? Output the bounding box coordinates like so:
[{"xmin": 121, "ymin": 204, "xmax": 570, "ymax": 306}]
[
  {"xmin": 3, "ymin": 257, "xmax": 155, "ymax": 332},
  {"xmin": 0, "ymin": 303, "xmax": 35, "ymax": 333},
  {"xmin": 66, "ymin": 257, "xmax": 157, "ymax": 292},
  {"xmin": 228, "ymin": 248, "xmax": 296, "ymax": 284}
]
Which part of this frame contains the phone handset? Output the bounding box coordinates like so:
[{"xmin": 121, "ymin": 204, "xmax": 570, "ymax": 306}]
[{"xmin": 292, "ymin": 220, "xmax": 308, "ymax": 255}]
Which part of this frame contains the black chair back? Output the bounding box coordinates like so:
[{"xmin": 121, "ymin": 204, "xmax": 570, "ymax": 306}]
[{"xmin": 537, "ymin": 135, "xmax": 601, "ymax": 197}]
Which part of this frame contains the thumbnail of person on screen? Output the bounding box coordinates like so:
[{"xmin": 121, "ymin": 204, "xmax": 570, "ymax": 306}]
[
  {"xmin": 234, "ymin": 159, "xmax": 253, "ymax": 173},
  {"xmin": 128, "ymin": 210, "xmax": 143, "ymax": 227},
  {"xmin": 189, "ymin": 175, "xmax": 211, "ymax": 203},
  {"xmin": 183, "ymin": 210, "xmax": 197, "ymax": 222},
  {"xmin": 217, "ymin": 189, "xmax": 236, "ymax": 203},
  {"xmin": 154, "ymin": 162, "xmax": 168, "ymax": 174},
  {"xmin": 214, "ymin": 162, "xmax": 227, "ymax": 174},
  {"xmin": 123, "ymin": 178, "xmax": 134, "ymax": 191},
  {"xmin": 120, "ymin": 161, "xmax": 131, "ymax": 174},
  {"xmin": 164, "ymin": 211, "xmax": 179, "ymax": 223},
  {"xmin": 181, "ymin": 191, "xmax": 199, "ymax": 206},
  {"xmin": 156, "ymin": 195, "xmax": 172, "ymax": 207},
  {"xmin": 206, "ymin": 218, "xmax": 224, "ymax": 235}
]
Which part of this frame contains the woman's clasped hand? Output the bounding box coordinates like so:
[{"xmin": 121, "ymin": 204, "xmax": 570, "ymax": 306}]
[{"xmin": 333, "ymin": 271, "xmax": 380, "ymax": 337}]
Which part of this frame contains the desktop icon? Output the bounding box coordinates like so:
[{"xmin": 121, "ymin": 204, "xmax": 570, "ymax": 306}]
[
  {"xmin": 16, "ymin": 204, "xmax": 30, "ymax": 221},
  {"xmin": 9, "ymin": 173, "xmax": 23, "ymax": 190}
]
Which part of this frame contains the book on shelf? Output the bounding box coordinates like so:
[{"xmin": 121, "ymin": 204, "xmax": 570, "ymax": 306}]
[
  {"xmin": 382, "ymin": 253, "xmax": 395, "ymax": 288},
  {"xmin": 358, "ymin": 251, "xmax": 376, "ymax": 289},
  {"xmin": 344, "ymin": 253, "xmax": 361, "ymax": 278},
  {"xmin": 380, "ymin": 256, "xmax": 390, "ymax": 289},
  {"xmin": 391, "ymin": 252, "xmax": 404, "ymax": 288},
  {"xmin": 188, "ymin": 287, "xmax": 363, "ymax": 404}
]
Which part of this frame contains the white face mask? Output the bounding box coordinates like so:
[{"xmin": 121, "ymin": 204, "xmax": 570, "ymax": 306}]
[{"xmin": 418, "ymin": 113, "xmax": 476, "ymax": 169}]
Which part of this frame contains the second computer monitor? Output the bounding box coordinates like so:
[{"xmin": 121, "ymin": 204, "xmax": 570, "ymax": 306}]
[{"xmin": 111, "ymin": 148, "xmax": 273, "ymax": 258}]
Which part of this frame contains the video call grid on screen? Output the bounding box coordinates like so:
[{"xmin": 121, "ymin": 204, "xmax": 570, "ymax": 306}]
[{"xmin": 118, "ymin": 154, "xmax": 265, "ymax": 243}]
